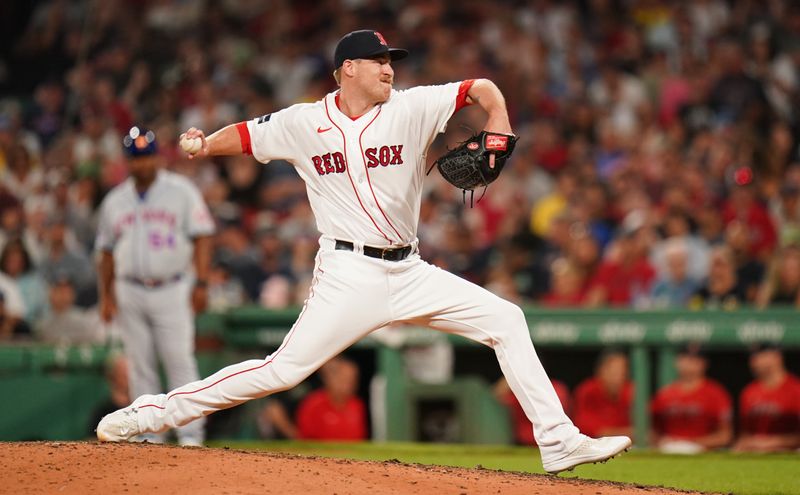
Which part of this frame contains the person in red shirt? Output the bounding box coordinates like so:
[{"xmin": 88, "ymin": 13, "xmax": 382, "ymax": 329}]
[
  {"xmin": 494, "ymin": 377, "xmax": 571, "ymax": 445},
  {"xmin": 585, "ymin": 211, "xmax": 656, "ymax": 307},
  {"xmin": 573, "ymin": 350, "xmax": 634, "ymax": 438},
  {"xmin": 721, "ymin": 183, "xmax": 777, "ymax": 261},
  {"xmin": 296, "ymin": 356, "xmax": 367, "ymax": 441},
  {"xmin": 733, "ymin": 344, "xmax": 800, "ymax": 452},
  {"xmin": 540, "ymin": 258, "xmax": 587, "ymax": 307},
  {"xmin": 651, "ymin": 344, "xmax": 733, "ymax": 453}
]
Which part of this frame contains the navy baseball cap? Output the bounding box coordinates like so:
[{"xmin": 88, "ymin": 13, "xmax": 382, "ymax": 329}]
[
  {"xmin": 749, "ymin": 342, "xmax": 782, "ymax": 354},
  {"xmin": 676, "ymin": 342, "xmax": 705, "ymax": 359},
  {"xmin": 122, "ymin": 126, "xmax": 157, "ymax": 157},
  {"xmin": 334, "ymin": 30, "xmax": 408, "ymax": 68}
]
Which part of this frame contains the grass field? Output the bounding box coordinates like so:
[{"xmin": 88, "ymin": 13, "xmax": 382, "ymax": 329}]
[{"xmin": 211, "ymin": 441, "xmax": 800, "ymax": 495}]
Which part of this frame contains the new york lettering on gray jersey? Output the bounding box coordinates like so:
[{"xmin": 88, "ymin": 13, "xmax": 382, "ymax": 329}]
[{"xmin": 96, "ymin": 170, "xmax": 215, "ymax": 280}]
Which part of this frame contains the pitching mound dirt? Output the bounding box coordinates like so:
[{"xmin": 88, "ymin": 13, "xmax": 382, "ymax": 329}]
[{"xmin": 2, "ymin": 442, "xmax": 708, "ymax": 495}]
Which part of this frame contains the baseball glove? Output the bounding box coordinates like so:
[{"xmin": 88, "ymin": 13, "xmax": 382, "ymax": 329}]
[{"xmin": 428, "ymin": 131, "xmax": 518, "ymax": 202}]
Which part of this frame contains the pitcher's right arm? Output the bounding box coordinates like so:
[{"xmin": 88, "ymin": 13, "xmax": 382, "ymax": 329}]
[{"xmin": 181, "ymin": 123, "xmax": 248, "ymax": 158}]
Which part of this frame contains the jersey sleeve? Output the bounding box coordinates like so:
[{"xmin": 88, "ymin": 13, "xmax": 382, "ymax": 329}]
[
  {"xmin": 184, "ymin": 182, "xmax": 216, "ymax": 237},
  {"xmin": 245, "ymin": 107, "xmax": 300, "ymax": 164},
  {"xmin": 398, "ymin": 80, "xmax": 474, "ymax": 145},
  {"xmin": 94, "ymin": 197, "xmax": 116, "ymax": 252}
]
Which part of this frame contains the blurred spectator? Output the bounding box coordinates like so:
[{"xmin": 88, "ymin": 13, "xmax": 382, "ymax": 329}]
[
  {"xmin": 179, "ymin": 81, "xmax": 238, "ymax": 137},
  {"xmin": 72, "ymin": 104, "xmax": 121, "ymax": 174},
  {"xmin": 733, "ymin": 345, "xmax": 800, "ymax": 453},
  {"xmin": 50, "ymin": 174, "xmax": 97, "ymax": 252},
  {"xmin": 541, "ymin": 257, "xmax": 586, "ymax": 307},
  {"xmin": 207, "ymin": 258, "xmax": 246, "ymax": 312},
  {"xmin": 38, "ymin": 215, "xmax": 96, "ymax": 307},
  {"xmin": 0, "ymin": 238, "xmax": 47, "ymax": 323},
  {"xmin": 494, "ymin": 376, "xmax": 571, "ymax": 446},
  {"xmin": 0, "ymin": 202, "xmax": 25, "ymax": 251},
  {"xmin": 565, "ymin": 229, "xmax": 601, "ymax": 282},
  {"xmin": 650, "ymin": 210, "xmax": 710, "ymax": 282},
  {"xmin": 690, "ymin": 245, "xmax": 747, "ymax": 309},
  {"xmin": 755, "ymin": 244, "xmax": 800, "ymax": 307},
  {"xmin": 0, "ymin": 265, "xmax": 26, "ymax": 332},
  {"xmin": 0, "ymin": 290, "xmax": 30, "ymax": 340},
  {"xmin": 710, "ymin": 40, "xmax": 770, "ymax": 127},
  {"xmin": 256, "ymin": 387, "xmax": 311, "ymax": 441},
  {"xmin": 721, "ymin": 184, "xmax": 777, "ymax": 261},
  {"xmin": 296, "ymin": 356, "xmax": 367, "ymax": 441},
  {"xmin": 572, "ymin": 182, "xmax": 614, "ymax": 250},
  {"xmin": 27, "ymin": 81, "xmax": 66, "ymax": 148},
  {"xmin": 35, "ymin": 274, "xmax": 105, "ymax": 345},
  {"xmin": 724, "ymin": 220, "xmax": 765, "ymax": 302},
  {"xmin": 588, "ymin": 63, "xmax": 648, "ymax": 143},
  {"xmin": 214, "ymin": 221, "xmax": 261, "ymax": 300},
  {"xmin": 529, "ymin": 169, "xmax": 576, "ymax": 238},
  {"xmin": 770, "ymin": 184, "xmax": 800, "ymax": 248},
  {"xmin": 573, "ymin": 350, "xmax": 634, "ymax": 439},
  {"xmin": 649, "ymin": 237, "xmax": 699, "ymax": 308},
  {"xmin": 430, "ymin": 217, "xmax": 491, "ymax": 285},
  {"xmin": 0, "ymin": 143, "xmax": 43, "ymax": 201},
  {"xmin": 651, "ymin": 344, "xmax": 733, "ymax": 453},
  {"xmin": 585, "ymin": 212, "xmax": 656, "ymax": 307},
  {"xmin": 259, "ymin": 274, "xmax": 293, "ymax": 309},
  {"xmin": 491, "ymin": 232, "xmax": 550, "ymax": 302},
  {"xmin": 254, "ymin": 225, "xmax": 294, "ymax": 304}
]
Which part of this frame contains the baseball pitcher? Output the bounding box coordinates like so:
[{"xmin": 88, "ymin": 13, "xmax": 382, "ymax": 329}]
[{"xmin": 97, "ymin": 30, "xmax": 630, "ymax": 472}]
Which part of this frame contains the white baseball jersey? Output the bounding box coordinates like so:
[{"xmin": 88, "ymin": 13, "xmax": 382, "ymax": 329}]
[
  {"xmin": 95, "ymin": 170, "xmax": 215, "ymax": 279},
  {"xmin": 245, "ymin": 81, "xmax": 473, "ymax": 247}
]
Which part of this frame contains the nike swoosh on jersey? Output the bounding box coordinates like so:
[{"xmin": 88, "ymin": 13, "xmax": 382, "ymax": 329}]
[{"xmin": 317, "ymin": 126, "xmax": 332, "ymax": 133}]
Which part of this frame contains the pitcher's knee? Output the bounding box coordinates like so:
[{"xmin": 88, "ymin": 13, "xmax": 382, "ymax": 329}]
[
  {"xmin": 490, "ymin": 301, "xmax": 529, "ymax": 344},
  {"xmin": 267, "ymin": 364, "xmax": 309, "ymax": 391}
]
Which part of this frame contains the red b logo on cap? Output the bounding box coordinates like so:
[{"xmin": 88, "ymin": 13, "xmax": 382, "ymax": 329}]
[{"xmin": 374, "ymin": 31, "xmax": 387, "ymax": 46}]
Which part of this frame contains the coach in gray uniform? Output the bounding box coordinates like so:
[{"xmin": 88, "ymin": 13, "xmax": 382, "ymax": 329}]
[{"xmin": 96, "ymin": 126, "xmax": 215, "ymax": 445}]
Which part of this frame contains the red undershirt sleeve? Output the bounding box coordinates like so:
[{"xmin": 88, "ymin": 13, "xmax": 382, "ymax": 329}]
[
  {"xmin": 455, "ymin": 79, "xmax": 476, "ymax": 113},
  {"xmin": 235, "ymin": 122, "xmax": 252, "ymax": 155}
]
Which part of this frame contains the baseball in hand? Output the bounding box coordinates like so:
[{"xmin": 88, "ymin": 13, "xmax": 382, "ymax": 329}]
[{"xmin": 180, "ymin": 135, "xmax": 203, "ymax": 154}]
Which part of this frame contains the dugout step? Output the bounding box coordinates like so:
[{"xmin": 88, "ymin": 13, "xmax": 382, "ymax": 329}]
[{"xmin": 404, "ymin": 376, "xmax": 512, "ymax": 445}]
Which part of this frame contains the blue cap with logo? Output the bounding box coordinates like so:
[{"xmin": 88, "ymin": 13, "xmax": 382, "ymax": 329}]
[
  {"xmin": 123, "ymin": 126, "xmax": 157, "ymax": 157},
  {"xmin": 334, "ymin": 30, "xmax": 408, "ymax": 69}
]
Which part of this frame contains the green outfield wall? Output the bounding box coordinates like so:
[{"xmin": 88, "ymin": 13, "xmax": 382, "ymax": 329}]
[{"xmin": 1, "ymin": 307, "xmax": 797, "ymax": 444}]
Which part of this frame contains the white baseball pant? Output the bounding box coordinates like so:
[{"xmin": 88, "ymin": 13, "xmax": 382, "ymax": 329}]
[
  {"xmin": 116, "ymin": 277, "xmax": 205, "ymax": 444},
  {"xmin": 132, "ymin": 237, "xmax": 581, "ymax": 460}
]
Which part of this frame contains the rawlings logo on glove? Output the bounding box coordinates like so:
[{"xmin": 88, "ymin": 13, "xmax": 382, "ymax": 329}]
[
  {"xmin": 428, "ymin": 131, "xmax": 518, "ymax": 201},
  {"xmin": 485, "ymin": 134, "xmax": 510, "ymax": 150}
]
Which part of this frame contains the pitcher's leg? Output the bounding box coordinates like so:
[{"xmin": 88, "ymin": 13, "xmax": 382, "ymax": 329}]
[
  {"xmin": 131, "ymin": 251, "xmax": 390, "ymax": 436},
  {"xmin": 393, "ymin": 261, "xmax": 582, "ymax": 460}
]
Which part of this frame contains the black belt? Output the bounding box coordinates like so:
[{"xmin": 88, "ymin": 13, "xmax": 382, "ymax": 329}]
[
  {"xmin": 335, "ymin": 240, "xmax": 413, "ymax": 261},
  {"xmin": 124, "ymin": 274, "xmax": 182, "ymax": 288}
]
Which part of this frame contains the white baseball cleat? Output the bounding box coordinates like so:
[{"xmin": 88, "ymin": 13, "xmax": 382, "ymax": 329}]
[
  {"xmin": 96, "ymin": 406, "xmax": 141, "ymax": 442},
  {"xmin": 543, "ymin": 435, "xmax": 632, "ymax": 474}
]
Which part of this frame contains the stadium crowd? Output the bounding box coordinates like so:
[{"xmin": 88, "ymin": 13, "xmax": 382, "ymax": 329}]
[{"xmin": 0, "ymin": 0, "xmax": 798, "ymax": 451}]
